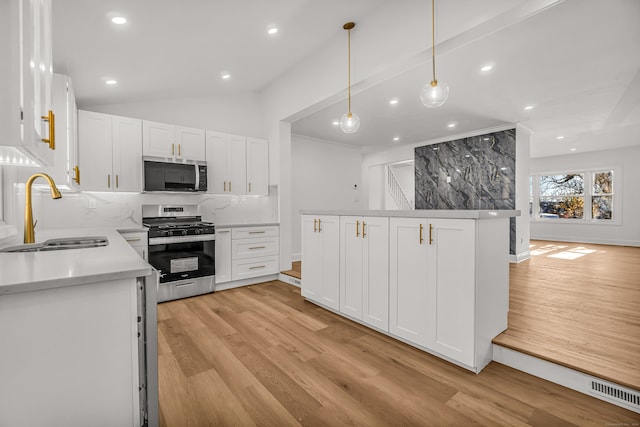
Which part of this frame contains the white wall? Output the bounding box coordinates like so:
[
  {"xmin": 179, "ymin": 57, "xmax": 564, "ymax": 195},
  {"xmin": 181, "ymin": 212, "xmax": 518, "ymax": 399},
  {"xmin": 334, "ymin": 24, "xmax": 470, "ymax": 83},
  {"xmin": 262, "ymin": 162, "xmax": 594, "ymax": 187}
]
[
  {"xmin": 530, "ymin": 145, "xmax": 640, "ymax": 246},
  {"xmin": 83, "ymin": 92, "xmax": 266, "ymax": 139},
  {"xmin": 291, "ymin": 135, "xmax": 362, "ymax": 259}
]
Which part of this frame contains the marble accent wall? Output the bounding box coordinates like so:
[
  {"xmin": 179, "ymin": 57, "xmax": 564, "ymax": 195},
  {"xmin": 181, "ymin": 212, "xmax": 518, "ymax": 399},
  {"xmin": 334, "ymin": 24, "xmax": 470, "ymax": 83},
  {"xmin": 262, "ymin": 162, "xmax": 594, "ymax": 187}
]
[{"xmin": 415, "ymin": 129, "xmax": 516, "ymax": 210}]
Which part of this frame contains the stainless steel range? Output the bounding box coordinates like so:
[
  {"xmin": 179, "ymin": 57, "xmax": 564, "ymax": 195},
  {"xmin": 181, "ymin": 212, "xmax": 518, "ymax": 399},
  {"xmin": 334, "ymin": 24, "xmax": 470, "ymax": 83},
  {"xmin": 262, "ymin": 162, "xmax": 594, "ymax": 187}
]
[{"xmin": 142, "ymin": 205, "xmax": 215, "ymax": 302}]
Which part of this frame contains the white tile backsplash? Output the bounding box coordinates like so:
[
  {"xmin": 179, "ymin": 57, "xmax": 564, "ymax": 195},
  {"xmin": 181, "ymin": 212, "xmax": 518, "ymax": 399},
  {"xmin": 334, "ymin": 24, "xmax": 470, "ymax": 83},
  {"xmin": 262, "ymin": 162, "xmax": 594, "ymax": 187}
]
[{"xmin": 12, "ymin": 185, "xmax": 279, "ymax": 232}]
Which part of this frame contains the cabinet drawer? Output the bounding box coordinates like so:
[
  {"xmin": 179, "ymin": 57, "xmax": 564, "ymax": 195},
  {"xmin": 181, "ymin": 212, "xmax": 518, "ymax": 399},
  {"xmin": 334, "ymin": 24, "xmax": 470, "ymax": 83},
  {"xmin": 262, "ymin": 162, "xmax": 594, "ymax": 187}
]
[
  {"xmin": 232, "ymin": 237, "xmax": 279, "ymax": 259},
  {"xmin": 120, "ymin": 231, "xmax": 148, "ymax": 248},
  {"xmin": 231, "ymin": 226, "xmax": 279, "ymax": 239},
  {"xmin": 231, "ymin": 255, "xmax": 279, "ymax": 281}
]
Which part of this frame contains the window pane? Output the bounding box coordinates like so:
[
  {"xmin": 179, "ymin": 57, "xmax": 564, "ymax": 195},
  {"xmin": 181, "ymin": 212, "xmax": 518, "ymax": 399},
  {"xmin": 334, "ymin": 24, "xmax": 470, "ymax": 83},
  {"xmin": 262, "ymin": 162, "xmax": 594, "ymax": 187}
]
[
  {"xmin": 540, "ymin": 174, "xmax": 584, "ymax": 197},
  {"xmin": 593, "ymin": 171, "xmax": 613, "ymax": 194},
  {"xmin": 592, "ymin": 195, "xmax": 612, "ymax": 219},
  {"xmin": 539, "ymin": 196, "xmax": 584, "ymax": 219}
]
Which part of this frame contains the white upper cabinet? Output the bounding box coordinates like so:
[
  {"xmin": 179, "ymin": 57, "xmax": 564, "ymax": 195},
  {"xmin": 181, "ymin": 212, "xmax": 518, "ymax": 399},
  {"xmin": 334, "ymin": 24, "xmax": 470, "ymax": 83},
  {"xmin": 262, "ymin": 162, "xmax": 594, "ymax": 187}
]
[
  {"xmin": 205, "ymin": 131, "xmax": 248, "ymax": 195},
  {"xmin": 1, "ymin": 0, "xmax": 55, "ymax": 166},
  {"xmin": 245, "ymin": 137, "xmax": 269, "ymax": 196},
  {"xmin": 175, "ymin": 126, "xmax": 206, "ymax": 161},
  {"xmin": 143, "ymin": 121, "xmax": 205, "ymax": 161},
  {"xmin": 79, "ymin": 111, "xmax": 142, "ymax": 192}
]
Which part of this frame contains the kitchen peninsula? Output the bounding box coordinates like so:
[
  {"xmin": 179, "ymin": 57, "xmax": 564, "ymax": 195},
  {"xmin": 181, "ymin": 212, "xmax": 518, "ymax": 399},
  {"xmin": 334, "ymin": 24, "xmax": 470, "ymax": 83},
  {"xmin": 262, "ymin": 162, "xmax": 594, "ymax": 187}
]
[
  {"xmin": 300, "ymin": 209, "xmax": 519, "ymax": 373},
  {"xmin": 0, "ymin": 227, "xmax": 157, "ymax": 427}
]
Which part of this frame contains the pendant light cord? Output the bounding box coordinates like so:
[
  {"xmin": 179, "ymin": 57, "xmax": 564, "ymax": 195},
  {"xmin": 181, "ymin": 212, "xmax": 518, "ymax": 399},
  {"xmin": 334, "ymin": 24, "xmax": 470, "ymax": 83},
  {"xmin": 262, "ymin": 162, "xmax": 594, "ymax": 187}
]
[
  {"xmin": 348, "ymin": 27, "xmax": 352, "ymax": 115},
  {"xmin": 431, "ymin": 0, "xmax": 437, "ymax": 84}
]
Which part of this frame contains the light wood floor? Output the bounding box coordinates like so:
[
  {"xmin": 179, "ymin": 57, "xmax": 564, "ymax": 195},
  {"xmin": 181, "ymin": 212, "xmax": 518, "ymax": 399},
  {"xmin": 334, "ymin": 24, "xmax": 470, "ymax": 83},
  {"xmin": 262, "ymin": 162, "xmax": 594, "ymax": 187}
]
[
  {"xmin": 157, "ymin": 280, "xmax": 638, "ymax": 426},
  {"xmin": 494, "ymin": 240, "xmax": 640, "ymax": 391}
]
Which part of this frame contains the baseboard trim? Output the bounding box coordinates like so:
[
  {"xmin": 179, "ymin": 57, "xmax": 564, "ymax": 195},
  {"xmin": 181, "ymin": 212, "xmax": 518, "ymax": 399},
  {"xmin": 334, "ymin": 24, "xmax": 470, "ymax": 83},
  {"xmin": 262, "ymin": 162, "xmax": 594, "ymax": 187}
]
[
  {"xmin": 214, "ymin": 274, "xmax": 279, "ymax": 291},
  {"xmin": 278, "ymin": 273, "xmax": 301, "ymax": 287},
  {"xmin": 509, "ymin": 250, "xmax": 531, "ymax": 263},
  {"xmin": 530, "ymin": 235, "xmax": 640, "ymax": 247},
  {"xmin": 493, "ymin": 344, "xmax": 640, "ymax": 414}
]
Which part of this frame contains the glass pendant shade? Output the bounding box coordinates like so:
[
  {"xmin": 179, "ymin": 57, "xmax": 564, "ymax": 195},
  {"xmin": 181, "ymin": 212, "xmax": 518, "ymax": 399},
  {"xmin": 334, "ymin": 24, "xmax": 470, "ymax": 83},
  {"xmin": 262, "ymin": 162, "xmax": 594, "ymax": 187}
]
[
  {"xmin": 420, "ymin": 80, "xmax": 449, "ymax": 108},
  {"xmin": 339, "ymin": 112, "xmax": 360, "ymax": 133}
]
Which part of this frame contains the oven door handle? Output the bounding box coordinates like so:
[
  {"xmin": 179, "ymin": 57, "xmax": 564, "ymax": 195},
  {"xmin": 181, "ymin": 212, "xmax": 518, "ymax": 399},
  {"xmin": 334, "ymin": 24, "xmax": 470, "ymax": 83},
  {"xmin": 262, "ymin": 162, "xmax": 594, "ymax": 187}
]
[{"xmin": 148, "ymin": 234, "xmax": 216, "ymax": 245}]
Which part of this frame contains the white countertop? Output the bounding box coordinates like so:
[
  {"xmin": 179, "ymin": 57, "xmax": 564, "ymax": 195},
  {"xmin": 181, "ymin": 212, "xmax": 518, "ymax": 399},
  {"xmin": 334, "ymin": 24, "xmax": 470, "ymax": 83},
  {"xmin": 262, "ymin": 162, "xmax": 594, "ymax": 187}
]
[
  {"xmin": 300, "ymin": 209, "xmax": 520, "ymax": 219},
  {"xmin": 0, "ymin": 227, "xmax": 152, "ymax": 296},
  {"xmin": 215, "ymin": 222, "xmax": 280, "ymax": 228}
]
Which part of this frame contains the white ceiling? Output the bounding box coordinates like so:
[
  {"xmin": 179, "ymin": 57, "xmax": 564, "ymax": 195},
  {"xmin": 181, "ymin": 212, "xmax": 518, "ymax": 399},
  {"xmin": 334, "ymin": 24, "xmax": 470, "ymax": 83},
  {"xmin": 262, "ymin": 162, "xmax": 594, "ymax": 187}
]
[{"xmin": 53, "ymin": 0, "xmax": 640, "ymax": 158}]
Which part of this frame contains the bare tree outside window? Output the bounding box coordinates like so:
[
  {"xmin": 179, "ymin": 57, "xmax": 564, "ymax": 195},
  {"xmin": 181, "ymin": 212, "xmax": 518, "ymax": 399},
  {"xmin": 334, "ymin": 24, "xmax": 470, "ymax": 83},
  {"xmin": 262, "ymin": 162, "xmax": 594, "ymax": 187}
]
[
  {"xmin": 592, "ymin": 171, "xmax": 613, "ymax": 220},
  {"xmin": 539, "ymin": 174, "xmax": 584, "ymax": 219}
]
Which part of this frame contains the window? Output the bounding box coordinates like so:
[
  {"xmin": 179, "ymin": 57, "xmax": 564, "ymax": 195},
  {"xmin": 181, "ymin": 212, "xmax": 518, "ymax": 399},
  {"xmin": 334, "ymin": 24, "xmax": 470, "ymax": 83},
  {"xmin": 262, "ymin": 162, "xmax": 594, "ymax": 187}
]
[{"xmin": 530, "ymin": 168, "xmax": 617, "ymax": 223}]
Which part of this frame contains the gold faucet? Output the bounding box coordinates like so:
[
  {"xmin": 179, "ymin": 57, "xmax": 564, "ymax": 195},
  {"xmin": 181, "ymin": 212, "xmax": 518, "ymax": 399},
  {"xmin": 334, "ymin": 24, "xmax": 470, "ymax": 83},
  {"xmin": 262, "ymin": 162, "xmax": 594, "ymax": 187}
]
[{"xmin": 24, "ymin": 173, "xmax": 62, "ymax": 243}]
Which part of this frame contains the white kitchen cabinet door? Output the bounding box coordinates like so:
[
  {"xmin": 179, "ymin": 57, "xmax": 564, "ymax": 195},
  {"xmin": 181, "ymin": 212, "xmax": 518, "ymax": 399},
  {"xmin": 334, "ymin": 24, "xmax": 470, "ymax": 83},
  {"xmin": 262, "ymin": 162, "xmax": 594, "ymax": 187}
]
[
  {"xmin": 205, "ymin": 131, "xmax": 246, "ymax": 194},
  {"xmin": 78, "ymin": 110, "xmax": 113, "ymax": 192},
  {"xmin": 246, "ymin": 137, "xmax": 268, "ymax": 195},
  {"xmin": 142, "ymin": 120, "xmax": 175, "ymax": 158},
  {"xmin": 361, "ymin": 217, "xmax": 389, "ymax": 331},
  {"xmin": 389, "ymin": 217, "xmax": 430, "ymax": 347},
  {"xmin": 175, "ymin": 126, "xmax": 205, "ymax": 161},
  {"xmin": 301, "ymin": 215, "xmax": 339, "ymax": 310},
  {"xmin": 67, "ymin": 78, "xmax": 80, "ymax": 188},
  {"xmin": 228, "ymin": 134, "xmax": 247, "ymax": 195},
  {"xmin": 427, "ymin": 219, "xmax": 476, "ymax": 366},
  {"xmin": 1, "ymin": 0, "xmax": 55, "ymax": 166},
  {"xmin": 340, "ymin": 216, "xmax": 363, "ymax": 320},
  {"xmin": 112, "ymin": 116, "xmax": 142, "ymax": 192},
  {"xmin": 206, "ymin": 131, "xmax": 228, "ymax": 194},
  {"xmin": 215, "ymin": 228, "xmax": 232, "ymax": 284}
]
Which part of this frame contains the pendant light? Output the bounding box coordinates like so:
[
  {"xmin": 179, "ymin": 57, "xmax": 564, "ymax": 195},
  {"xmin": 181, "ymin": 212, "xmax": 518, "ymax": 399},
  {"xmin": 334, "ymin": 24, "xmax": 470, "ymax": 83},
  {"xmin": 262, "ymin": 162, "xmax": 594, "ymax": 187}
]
[
  {"xmin": 339, "ymin": 22, "xmax": 360, "ymax": 133},
  {"xmin": 420, "ymin": 0, "xmax": 449, "ymax": 108}
]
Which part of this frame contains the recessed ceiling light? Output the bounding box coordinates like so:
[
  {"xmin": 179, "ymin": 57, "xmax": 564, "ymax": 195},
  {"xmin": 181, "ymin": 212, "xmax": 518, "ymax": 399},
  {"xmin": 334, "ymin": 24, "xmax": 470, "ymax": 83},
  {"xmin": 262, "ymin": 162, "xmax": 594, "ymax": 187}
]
[
  {"xmin": 389, "ymin": 98, "xmax": 399, "ymax": 105},
  {"xmin": 393, "ymin": 136, "xmax": 400, "ymax": 141},
  {"xmin": 557, "ymin": 135, "xmax": 565, "ymax": 140},
  {"xmin": 332, "ymin": 120, "xmax": 339, "ymax": 126},
  {"xmin": 105, "ymin": 79, "xmax": 117, "ymax": 85},
  {"xmin": 447, "ymin": 122, "xmax": 456, "ymax": 128},
  {"xmin": 111, "ymin": 17, "xmax": 127, "ymax": 25},
  {"xmin": 524, "ymin": 105, "xmax": 534, "ymax": 111},
  {"xmin": 481, "ymin": 64, "xmax": 493, "ymax": 72},
  {"xmin": 267, "ymin": 26, "xmax": 278, "ymax": 35},
  {"xmin": 570, "ymin": 148, "xmax": 577, "ymax": 152},
  {"xmin": 220, "ymin": 72, "xmax": 231, "ymax": 80}
]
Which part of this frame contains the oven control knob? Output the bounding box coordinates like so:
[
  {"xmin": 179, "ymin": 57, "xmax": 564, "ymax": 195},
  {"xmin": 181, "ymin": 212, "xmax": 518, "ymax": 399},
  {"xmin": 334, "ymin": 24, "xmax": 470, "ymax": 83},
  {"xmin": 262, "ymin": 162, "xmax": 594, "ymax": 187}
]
[
  {"xmin": 168, "ymin": 231, "xmax": 174, "ymax": 237},
  {"xmin": 181, "ymin": 230, "xmax": 188, "ymax": 236},
  {"xmin": 194, "ymin": 229, "xmax": 201, "ymax": 235}
]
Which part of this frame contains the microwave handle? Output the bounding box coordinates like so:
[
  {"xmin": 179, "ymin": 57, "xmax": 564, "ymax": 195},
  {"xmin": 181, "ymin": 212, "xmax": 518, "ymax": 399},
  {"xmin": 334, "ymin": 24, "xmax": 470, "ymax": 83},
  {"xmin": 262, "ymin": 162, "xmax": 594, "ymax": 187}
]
[{"xmin": 195, "ymin": 164, "xmax": 200, "ymax": 190}]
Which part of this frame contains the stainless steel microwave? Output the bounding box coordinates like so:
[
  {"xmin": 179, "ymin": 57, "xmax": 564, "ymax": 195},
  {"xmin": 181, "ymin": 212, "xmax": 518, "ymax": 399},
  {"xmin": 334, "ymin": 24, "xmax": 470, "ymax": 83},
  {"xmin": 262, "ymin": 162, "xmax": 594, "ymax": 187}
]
[{"xmin": 143, "ymin": 157, "xmax": 207, "ymax": 192}]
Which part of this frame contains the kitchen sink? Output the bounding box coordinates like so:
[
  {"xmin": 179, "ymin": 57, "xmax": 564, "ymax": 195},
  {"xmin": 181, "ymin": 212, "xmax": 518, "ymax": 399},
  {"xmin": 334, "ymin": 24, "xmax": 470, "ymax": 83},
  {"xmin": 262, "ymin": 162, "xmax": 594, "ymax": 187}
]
[{"xmin": 0, "ymin": 236, "xmax": 109, "ymax": 253}]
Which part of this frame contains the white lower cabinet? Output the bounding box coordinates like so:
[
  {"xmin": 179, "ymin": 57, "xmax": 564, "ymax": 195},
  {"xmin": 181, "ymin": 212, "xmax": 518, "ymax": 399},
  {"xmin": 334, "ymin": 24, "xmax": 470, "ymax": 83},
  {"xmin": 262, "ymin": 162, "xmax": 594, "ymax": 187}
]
[
  {"xmin": 119, "ymin": 230, "xmax": 149, "ymax": 261},
  {"xmin": 301, "ymin": 215, "xmax": 339, "ymax": 310},
  {"xmin": 303, "ymin": 212, "xmax": 510, "ymax": 373},
  {"xmin": 215, "ymin": 226, "xmax": 279, "ymax": 284},
  {"xmin": 340, "ymin": 216, "xmax": 389, "ymax": 331},
  {"xmin": 215, "ymin": 228, "xmax": 232, "ymax": 284}
]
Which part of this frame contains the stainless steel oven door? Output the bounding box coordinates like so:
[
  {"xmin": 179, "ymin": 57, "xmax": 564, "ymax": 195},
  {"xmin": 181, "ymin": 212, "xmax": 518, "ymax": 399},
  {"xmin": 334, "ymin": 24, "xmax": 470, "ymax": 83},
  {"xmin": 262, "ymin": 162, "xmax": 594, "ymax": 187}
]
[{"xmin": 148, "ymin": 235, "xmax": 215, "ymax": 283}]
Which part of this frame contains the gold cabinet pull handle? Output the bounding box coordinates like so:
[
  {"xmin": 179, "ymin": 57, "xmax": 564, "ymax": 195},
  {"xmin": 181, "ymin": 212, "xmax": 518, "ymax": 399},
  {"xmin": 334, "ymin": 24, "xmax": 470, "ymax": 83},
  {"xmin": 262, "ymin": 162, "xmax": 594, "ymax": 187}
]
[
  {"xmin": 248, "ymin": 182, "xmax": 252, "ymax": 192},
  {"xmin": 178, "ymin": 143, "xmax": 181, "ymax": 156},
  {"xmin": 73, "ymin": 165, "xmax": 80, "ymax": 185},
  {"xmin": 429, "ymin": 223, "xmax": 433, "ymax": 245},
  {"xmin": 249, "ymin": 246, "xmax": 266, "ymax": 250},
  {"xmin": 313, "ymin": 219, "xmax": 317, "ymax": 232},
  {"xmin": 362, "ymin": 221, "xmax": 366, "ymax": 238},
  {"xmin": 249, "ymin": 265, "xmax": 266, "ymax": 270},
  {"xmin": 224, "ymin": 181, "xmax": 226, "ymax": 192},
  {"xmin": 116, "ymin": 174, "xmax": 119, "ymax": 188},
  {"xmin": 229, "ymin": 181, "xmax": 232, "ymax": 192},
  {"xmin": 107, "ymin": 174, "xmax": 111, "ymax": 188},
  {"xmin": 41, "ymin": 110, "xmax": 55, "ymax": 149},
  {"xmin": 356, "ymin": 220, "xmax": 360, "ymax": 237},
  {"xmin": 318, "ymin": 219, "xmax": 322, "ymax": 232},
  {"xmin": 171, "ymin": 143, "xmax": 175, "ymax": 156},
  {"xmin": 419, "ymin": 223, "xmax": 424, "ymax": 244}
]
